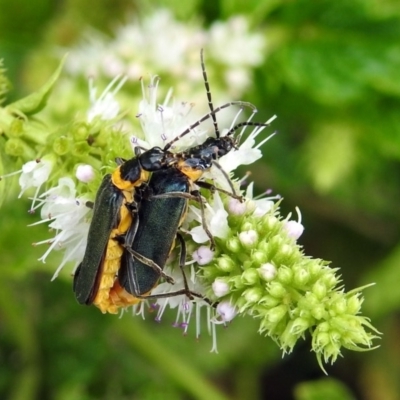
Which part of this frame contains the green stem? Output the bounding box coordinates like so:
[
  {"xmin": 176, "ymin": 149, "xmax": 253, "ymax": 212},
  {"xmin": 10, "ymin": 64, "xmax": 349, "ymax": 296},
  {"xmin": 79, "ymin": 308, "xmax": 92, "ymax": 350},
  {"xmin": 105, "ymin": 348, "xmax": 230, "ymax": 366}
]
[{"xmin": 114, "ymin": 318, "xmax": 230, "ymax": 400}]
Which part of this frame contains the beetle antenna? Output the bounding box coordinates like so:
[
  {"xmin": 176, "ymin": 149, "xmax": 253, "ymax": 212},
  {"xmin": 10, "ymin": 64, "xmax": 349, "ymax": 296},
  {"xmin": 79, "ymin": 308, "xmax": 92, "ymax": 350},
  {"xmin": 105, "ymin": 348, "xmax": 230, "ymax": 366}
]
[{"xmin": 201, "ymin": 49, "xmax": 220, "ymax": 138}]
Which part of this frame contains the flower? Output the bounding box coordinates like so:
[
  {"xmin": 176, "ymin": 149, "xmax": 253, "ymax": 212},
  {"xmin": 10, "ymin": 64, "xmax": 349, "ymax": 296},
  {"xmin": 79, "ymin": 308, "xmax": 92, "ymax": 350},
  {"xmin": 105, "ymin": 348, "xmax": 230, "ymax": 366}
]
[
  {"xmin": 30, "ymin": 177, "xmax": 91, "ymax": 279},
  {"xmin": 14, "ymin": 50, "xmax": 379, "ymax": 369},
  {"xmin": 87, "ymin": 75, "xmax": 127, "ymax": 122}
]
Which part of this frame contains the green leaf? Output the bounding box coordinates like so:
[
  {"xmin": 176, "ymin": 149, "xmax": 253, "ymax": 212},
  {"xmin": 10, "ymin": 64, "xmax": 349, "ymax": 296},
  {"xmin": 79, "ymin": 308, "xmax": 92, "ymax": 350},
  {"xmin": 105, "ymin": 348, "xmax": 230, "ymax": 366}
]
[{"xmin": 6, "ymin": 54, "xmax": 67, "ymax": 116}]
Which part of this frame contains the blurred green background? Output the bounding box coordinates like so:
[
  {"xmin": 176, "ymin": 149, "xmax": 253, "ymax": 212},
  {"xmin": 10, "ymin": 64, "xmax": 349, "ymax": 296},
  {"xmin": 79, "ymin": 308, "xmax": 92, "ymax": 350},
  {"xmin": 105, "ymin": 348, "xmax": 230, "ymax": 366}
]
[{"xmin": 1, "ymin": 0, "xmax": 400, "ymax": 399}]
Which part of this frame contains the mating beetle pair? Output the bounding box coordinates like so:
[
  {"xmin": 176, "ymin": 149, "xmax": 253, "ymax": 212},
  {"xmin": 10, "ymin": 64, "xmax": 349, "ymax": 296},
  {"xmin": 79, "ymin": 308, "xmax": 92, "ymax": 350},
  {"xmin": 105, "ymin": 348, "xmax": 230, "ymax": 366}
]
[{"xmin": 73, "ymin": 50, "xmax": 272, "ymax": 313}]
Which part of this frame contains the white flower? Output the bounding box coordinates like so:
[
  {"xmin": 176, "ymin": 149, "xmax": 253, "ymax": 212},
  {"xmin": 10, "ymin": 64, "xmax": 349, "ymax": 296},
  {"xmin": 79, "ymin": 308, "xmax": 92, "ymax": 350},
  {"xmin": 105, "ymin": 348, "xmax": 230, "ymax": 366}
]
[
  {"xmin": 31, "ymin": 177, "xmax": 91, "ymax": 279},
  {"xmin": 87, "ymin": 75, "xmax": 126, "ymax": 122},
  {"xmin": 189, "ymin": 191, "xmax": 229, "ymax": 243},
  {"xmin": 18, "ymin": 158, "xmax": 52, "ymax": 198},
  {"xmin": 134, "ymin": 76, "xmax": 209, "ymax": 151},
  {"xmin": 218, "ymin": 114, "xmax": 277, "ymax": 174},
  {"xmin": 284, "ymin": 207, "xmax": 304, "ymax": 240},
  {"xmin": 245, "ymin": 182, "xmax": 278, "ymax": 217},
  {"xmin": 151, "ymin": 265, "xmax": 208, "ymax": 335}
]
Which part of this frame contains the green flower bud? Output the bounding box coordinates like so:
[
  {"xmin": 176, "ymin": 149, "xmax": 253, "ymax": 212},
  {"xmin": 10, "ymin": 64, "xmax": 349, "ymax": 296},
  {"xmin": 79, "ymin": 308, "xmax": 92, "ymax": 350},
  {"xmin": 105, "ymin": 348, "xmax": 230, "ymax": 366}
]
[
  {"xmin": 346, "ymin": 294, "xmax": 362, "ymax": 314},
  {"xmin": 253, "ymin": 250, "xmax": 267, "ymax": 265},
  {"xmin": 243, "ymin": 287, "xmax": 263, "ymax": 303},
  {"xmin": 293, "ymin": 267, "xmax": 310, "ymax": 287},
  {"xmin": 8, "ymin": 118, "xmax": 24, "ymax": 137},
  {"xmin": 313, "ymin": 331, "xmax": 330, "ymax": 348},
  {"xmin": 5, "ymin": 138, "xmax": 27, "ymax": 157},
  {"xmin": 277, "ymin": 266, "xmax": 293, "ymax": 284},
  {"xmin": 290, "ymin": 317, "xmax": 310, "ymax": 335},
  {"xmin": 53, "ymin": 136, "xmax": 71, "ymax": 155},
  {"xmin": 73, "ymin": 141, "xmax": 91, "ymax": 157},
  {"xmin": 308, "ymin": 260, "xmax": 323, "ymax": 278},
  {"xmin": 267, "ymin": 304, "xmax": 288, "ymax": 323},
  {"xmin": 72, "ymin": 122, "xmax": 90, "ymax": 141},
  {"xmin": 312, "ymin": 280, "xmax": 327, "ymax": 300},
  {"xmin": 268, "ymin": 281, "xmax": 286, "ymax": 299},
  {"xmin": 241, "ymin": 268, "xmax": 259, "ymax": 285},
  {"xmin": 321, "ymin": 271, "xmax": 340, "ymax": 289},
  {"xmin": 332, "ymin": 298, "xmax": 347, "ymax": 315},
  {"xmin": 311, "ymin": 304, "xmax": 326, "ymax": 320},
  {"xmin": 201, "ymin": 266, "xmax": 219, "ymax": 279},
  {"xmin": 262, "ymin": 214, "xmax": 280, "ymax": 232},
  {"xmin": 226, "ymin": 237, "xmax": 241, "ymax": 253},
  {"xmin": 241, "ymin": 221, "xmax": 254, "ymax": 231},
  {"xmin": 216, "ymin": 255, "xmax": 236, "ymax": 272},
  {"xmin": 259, "ymin": 294, "xmax": 280, "ymax": 308}
]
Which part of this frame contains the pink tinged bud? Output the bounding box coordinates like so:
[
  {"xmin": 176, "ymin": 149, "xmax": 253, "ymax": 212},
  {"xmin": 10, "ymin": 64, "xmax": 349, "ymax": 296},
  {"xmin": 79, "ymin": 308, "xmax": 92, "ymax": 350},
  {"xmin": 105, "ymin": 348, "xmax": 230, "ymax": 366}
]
[
  {"xmin": 228, "ymin": 198, "xmax": 246, "ymax": 215},
  {"xmin": 258, "ymin": 263, "xmax": 277, "ymax": 281},
  {"xmin": 216, "ymin": 301, "xmax": 237, "ymax": 322},
  {"xmin": 192, "ymin": 246, "xmax": 214, "ymax": 265},
  {"xmin": 76, "ymin": 165, "xmax": 95, "ymax": 183},
  {"xmin": 284, "ymin": 220, "xmax": 304, "ymax": 239},
  {"xmin": 239, "ymin": 230, "xmax": 258, "ymax": 247},
  {"xmin": 212, "ymin": 278, "xmax": 230, "ymax": 297}
]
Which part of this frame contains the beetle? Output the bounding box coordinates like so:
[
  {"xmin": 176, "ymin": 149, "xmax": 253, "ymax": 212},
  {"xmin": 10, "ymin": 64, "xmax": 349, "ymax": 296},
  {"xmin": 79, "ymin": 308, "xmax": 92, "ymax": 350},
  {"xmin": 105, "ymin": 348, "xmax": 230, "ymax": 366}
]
[
  {"xmin": 117, "ymin": 167, "xmax": 207, "ymax": 302},
  {"xmin": 73, "ymin": 50, "xmax": 273, "ymax": 312}
]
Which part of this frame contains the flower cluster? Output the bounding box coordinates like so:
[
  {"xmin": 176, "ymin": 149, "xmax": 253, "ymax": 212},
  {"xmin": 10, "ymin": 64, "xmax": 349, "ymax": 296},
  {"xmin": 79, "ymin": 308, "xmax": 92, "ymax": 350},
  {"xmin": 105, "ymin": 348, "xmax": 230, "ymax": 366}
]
[{"xmin": 0, "ymin": 52, "xmax": 380, "ymax": 370}]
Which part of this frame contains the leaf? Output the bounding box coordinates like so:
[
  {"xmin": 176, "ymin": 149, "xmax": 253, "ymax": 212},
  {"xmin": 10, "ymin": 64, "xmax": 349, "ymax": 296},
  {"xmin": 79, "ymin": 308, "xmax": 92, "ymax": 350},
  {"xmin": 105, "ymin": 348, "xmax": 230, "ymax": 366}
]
[{"xmin": 6, "ymin": 54, "xmax": 67, "ymax": 116}]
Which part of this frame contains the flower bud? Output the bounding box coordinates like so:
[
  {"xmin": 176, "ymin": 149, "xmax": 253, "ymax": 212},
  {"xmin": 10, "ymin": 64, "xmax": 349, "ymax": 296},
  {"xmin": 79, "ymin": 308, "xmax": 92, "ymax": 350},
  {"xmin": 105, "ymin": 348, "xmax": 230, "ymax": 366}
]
[
  {"xmin": 259, "ymin": 294, "xmax": 280, "ymax": 308},
  {"xmin": 241, "ymin": 221, "xmax": 254, "ymax": 232},
  {"xmin": 228, "ymin": 198, "xmax": 246, "ymax": 215},
  {"xmin": 332, "ymin": 298, "xmax": 347, "ymax": 315},
  {"xmin": 72, "ymin": 123, "xmax": 89, "ymax": 141},
  {"xmin": 9, "ymin": 118, "xmax": 24, "ymax": 137},
  {"xmin": 284, "ymin": 220, "xmax": 304, "ymax": 240},
  {"xmin": 239, "ymin": 230, "xmax": 258, "ymax": 248},
  {"xmin": 53, "ymin": 137, "xmax": 71, "ymax": 155},
  {"xmin": 243, "ymin": 287, "xmax": 263, "ymax": 303},
  {"xmin": 268, "ymin": 281, "xmax": 286, "ymax": 298},
  {"xmin": 312, "ymin": 280, "xmax": 327, "ymax": 300},
  {"xmin": 277, "ymin": 266, "xmax": 292, "ymax": 284},
  {"xmin": 216, "ymin": 301, "xmax": 237, "ymax": 322},
  {"xmin": 267, "ymin": 304, "xmax": 288, "ymax": 323},
  {"xmin": 311, "ymin": 304, "xmax": 326, "ymax": 320},
  {"xmin": 258, "ymin": 263, "xmax": 277, "ymax": 281},
  {"xmin": 76, "ymin": 164, "xmax": 95, "ymax": 183},
  {"xmin": 293, "ymin": 267, "xmax": 310, "ymax": 287},
  {"xmin": 346, "ymin": 294, "xmax": 362, "ymax": 314},
  {"xmin": 226, "ymin": 237, "xmax": 241, "ymax": 253},
  {"xmin": 212, "ymin": 278, "xmax": 230, "ymax": 297},
  {"xmin": 216, "ymin": 255, "xmax": 235, "ymax": 272},
  {"xmin": 5, "ymin": 138, "xmax": 26, "ymax": 157},
  {"xmin": 192, "ymin": 246, "xmax": 214, "ymax": 265},
  {"xmin": 253, "ymin": 250, "xmax": 267, "ymax": 264},
  {"xmin": 241, "ymin": 268, "xmax": 259, "ymax": 285}
]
